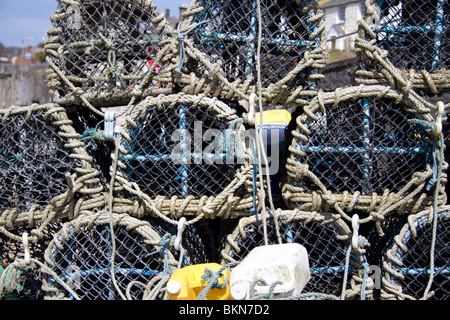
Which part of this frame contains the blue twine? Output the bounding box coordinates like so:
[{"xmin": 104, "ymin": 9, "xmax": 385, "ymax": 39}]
[
  {"xmin": 80, "ymin": 120, "xmax": 104, "ymax": 150},
  {"xmin": 407, "ymin": 118, "xmax": 440, "ymax": 191},
  {"xmin": 175, "ymin": 20, "xmax": 209, "ymax": 73},
  {"xmin": 361, "ymin": 262, "xmax": 369, "ymax": 300}
]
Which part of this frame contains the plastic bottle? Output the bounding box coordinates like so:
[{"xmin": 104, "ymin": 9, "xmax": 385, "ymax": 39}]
[
  {"xmin": 166, "ymin": 263, "xmax": 232, "ymax": 300},
  {"xmin": 229, "ymin": 243, "xmax": 310, "ymax": 300}
]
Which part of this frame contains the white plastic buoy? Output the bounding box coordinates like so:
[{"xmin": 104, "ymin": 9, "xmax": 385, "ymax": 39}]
[{"xmin": 229, "ymin": 243, "xmax": 310, "ymax": 300}]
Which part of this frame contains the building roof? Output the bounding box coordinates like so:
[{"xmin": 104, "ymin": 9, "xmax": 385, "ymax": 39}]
[{"xmin": 319, "ymin": 0, "xmax": 362, "ymax": 9}]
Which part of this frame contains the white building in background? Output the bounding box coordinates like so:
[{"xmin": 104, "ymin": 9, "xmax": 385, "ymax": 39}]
[{"xmin": 319, "ymin": 0, "xmax": 366, "ymax": 52}]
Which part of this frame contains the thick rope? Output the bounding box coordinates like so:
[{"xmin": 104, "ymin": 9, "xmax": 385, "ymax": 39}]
[
  {"xmin": 0, "ymin": 104, "xmax": 105, "ymax": 241},
  {"xmin": 355, "ymin": 0, "xmax": 450, "ymax": 95},
  {"xmin": 282, "ymin": 85, "xmax": 448, "ymax": 235}
]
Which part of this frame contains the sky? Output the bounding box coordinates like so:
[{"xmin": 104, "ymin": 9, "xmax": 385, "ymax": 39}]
[{"xmin": 0, "ymin": 0, "xmax": 186, "ymax": 47}]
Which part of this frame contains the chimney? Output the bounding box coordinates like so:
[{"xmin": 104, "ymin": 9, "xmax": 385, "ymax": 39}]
[
  {"xmin": 179, "ymin": 3, "xmax": 188, "ymax": 18},
  {"xmin": 165, "ymin": 8, "xmax": 170, "ymax": 18}
]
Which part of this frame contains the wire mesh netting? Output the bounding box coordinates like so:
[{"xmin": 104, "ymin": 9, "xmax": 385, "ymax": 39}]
[
  {"xmin": 369, "ymin": 0, "xmax": 449, "ymax": 71},
  {"xmin": 45, "ymin": 0, "xmax": 173, "ymax": 106},
  {"xmin": 176, "ymin": 0, "xmax": 326, "ymax": 106},
  {"xmin": 115, "ymin": 94, "xmax": 256, "ymax": 218},
  {"xmin": 220, "ymin": 211, "xmax": 364, "ymax": 299},
  {"xmin": 356, "ymin": 0, "xmax": 450, "ymax": 93},
  {"xmin": 381, "ymin": 206, "xmax": 450, "ymax": 300},
  {"xmin": 282, "ymin": 86, "xmax": 447, "ymax": 225},
  {"xmin": 0, "ymin": 223, "xmax": 62, "ymax": 300},
  {"xmin": 1, "ymin": 0, "xmax": 449, "ymax": 302},
  {"xmin": 295, "ymin": 98, "xmax": 430, "ymax": 195},
  {"xmin": 0, "ymin": 104, "xmax": 103, "ymax": 232},
  {"xmin": 43, "ymin": 212, "xmax": 206, "ymax": 300},
  {"xmin": 66, "ymin": 105, "xmax": 115, "ymax": 186}
]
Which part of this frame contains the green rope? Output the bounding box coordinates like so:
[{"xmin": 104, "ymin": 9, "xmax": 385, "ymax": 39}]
[
  {"xmin": 0, "ymin": 261, "xmax": 36, "ymax": 299},
  {"xmin": 249, "ymin": 279, "xmax": 283, "ymax": 300},
  {"xmin": 175, "ymin": 20, "xmax": 209, "ymax": 73},
  {"xmin": 98, "ymin": 33, "xmax": 119, "ymax": 78},
  {"xmin": 409, "ymin": 115, "xmax": 444, "ymax": 299},
  {"xmin": 422, "ymin": 132, "xmax": 444, "ymax": 299},
  {"xmin": 276, "ymin": 292, "xmax": 339, "ymax": 300},
  {"xmin": 196, "ymin": 261, "xmax": 239, "ymax": 300}
]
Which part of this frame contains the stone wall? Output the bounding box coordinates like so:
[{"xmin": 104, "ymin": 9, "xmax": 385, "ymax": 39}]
[{"xmin": 0, "ymin": 63, "xmax": 51, "ymax": 108}]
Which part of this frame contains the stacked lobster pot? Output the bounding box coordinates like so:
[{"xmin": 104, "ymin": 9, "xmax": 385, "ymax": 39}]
[
  {"xmin": 0, "ymin": 0, "xmax": 327, "ymax": 300},
  {"xmin": 1, "ymin": 0, "xmax": 200, "ymax": 300},
  {"xmin": 4, "ymin": 0, "xmax": 447, "ymax": 301},
  {"xmin": 281, "ymin": 0, "xmax": 449, "ymax": 300},
  {"xmin": 354, "ymin": 0, "xmax": 450, "ymax": 300}
]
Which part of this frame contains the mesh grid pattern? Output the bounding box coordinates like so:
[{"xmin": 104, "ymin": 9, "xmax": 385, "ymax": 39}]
[
  {"xmin": 382, "ymin": 209, "xmax": 450, "ymax": 300},
  {"xmin": 180, "ymin": 0, "xmax": 324, "ymax": 104},
  {"xmin": 190, "ymin": 0, "xmax": 320, "ymax": 88},
  {"xmin": 0, "ymin": 109, "xmax": 80, "ymax": 214},
  {"xmin": 118, "ymin": 98, "xmax": 245, "ymax": 199},
  {"xmin": 367, "ymin": 0, "xmax": 450, "ymax": 72},
  {"xmin": 44, "ymin": 214, "xmax": 206, "ymax": 300},
  {"xmin": 221, "ymin": 214, "xmax": 360, "ymax": 297},
  {"xmin": 46, "ymin": 0, "xmax": 171, "ymax": 104},
  {"xmin": 0, "ymin": 223, "xmax": 62, "ymax": 300},
  {"xmin": 294, "ymin": 98, "xmax": 431, "ymax": 195}
]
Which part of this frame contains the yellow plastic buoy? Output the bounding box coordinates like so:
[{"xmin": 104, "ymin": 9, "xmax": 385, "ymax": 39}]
[
  {"xmin": 166, "ymin": 263, "xmax": 232, "ymax": 300},
  {"xmin": 255, "ymin": 109, "xmax": 291, "ymax": 124}
]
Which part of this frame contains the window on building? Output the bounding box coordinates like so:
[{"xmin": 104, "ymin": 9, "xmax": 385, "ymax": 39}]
[{"xmin": 338, "ymin": 6, "xmax": 346, "ymax": 23}]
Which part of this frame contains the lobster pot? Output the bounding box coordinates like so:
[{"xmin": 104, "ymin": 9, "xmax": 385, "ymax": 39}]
[
  {"xmin": 176, "ymin": 0, "xmax": 326, "ymax": 106},
  {"xmin": 42, "ymin": 211, "xmax": 207, "ymax": 300},
  {"xmin": 45, "ymin": 0, "xmax": 173, "ymax": 107},
  {"xmin": 0, "ymin": 104, "xmax": 103, "ymax": 236},
  {"xmin": 356, "ymin": 0, "xmax": 450, "ymax": 94},
  {"xmin": 282, "ymin": 85, "xmax": 447, "ymax": 234},
  {"xmin": 114, "ymin": 93, "xmax": 257, "ymax": 219},
  {"xmin": 381, "ymin": 206, "xmax": 450, "ymax": 300},
  {"xmin": 0, "ymin": 222, "xmax": 62, "ymax": 300},
  {"xmin": 221, "ymin": 211, "xmax": 365, "ymax": 299}
]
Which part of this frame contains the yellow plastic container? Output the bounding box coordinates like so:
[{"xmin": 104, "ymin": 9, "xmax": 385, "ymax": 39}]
[
  {"xmin": 166, "ymin": 263, "xmax": 232, "ymax": 300},
  {"xmin": 255, "ymin": 109, "xmax": 291, "ymax": 124}
]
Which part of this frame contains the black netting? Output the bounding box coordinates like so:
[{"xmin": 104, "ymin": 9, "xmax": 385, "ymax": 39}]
[
  {"xmin": 118, "ymin": 101, "xmax": 244, "ymax": 199},
  {"xmin": 294, "ymin": 98, "xmax": 432, "ymax": 195},
  {"xmin": 188, "ymin": 0, "xmax": 322, "ymax": 89},
  {"xmin": 368, "ymin": 0, "xmax": 450, "ymax": 72},
  {"xmin": 0, "ymin": 222, "xmax": 62, "ymax": 300},
  {"xmin": 222, "ymin": 215, "xmax": 360, "ymax": 297},
  {"xmin": 0, "ymin": 109, "xmax": 80, "ymax": 214},
  {"xmin": 384, "ymin": 210, "xmax": 450, "ymax": 300},
  {"xmin": 46, "ymin": 0, "xmax": 171, "ymax": 104}
]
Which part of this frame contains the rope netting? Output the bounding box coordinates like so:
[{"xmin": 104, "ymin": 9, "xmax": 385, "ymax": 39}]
[
  {"xmin": 0, "ymin": 104, "xmax": 104, "ymax": 242},
  {"xmin": 0, "ymin": 222, "xmax": 62, "ymax": 300},
  {"xmin": 112, "ymin": 93, "xmax": 258, "ymax": 219},
  {"xmin": 45, "ymin": 0, "xmax": 174, "ymax": 107},
  {"xmin": 381, "ymin": 205, "xmax": 450, "ymax": 300},
  {"xmin": 175, "ymin": 0, "xmax": 326, "ymax": 106},
  {"xmin": 355, "ymin": 0, "xmax": 450, "ymax": 94},
  {"xmin": 41, "ymin": 211, "xmax": 206, "ymax": 300},
  {"xmin": 220, "ymin": 210, "xmax": 369, "ymax": 300},
  {"xmin": 1, "ymin": 0, "xmax": 449, "ymax": 301},
  {"xmin": 282, "ymin": 85, "xmax": 447, "ymax": 236},
  {"xmin": 173, "ymin": 0, "xmax": 325, "ymax": 105}
]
